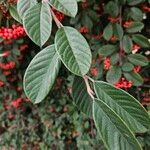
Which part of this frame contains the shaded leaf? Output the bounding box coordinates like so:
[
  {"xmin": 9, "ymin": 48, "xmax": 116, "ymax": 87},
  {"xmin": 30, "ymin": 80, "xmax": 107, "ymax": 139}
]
[
  {"xmin": 55, "ymin": 26, "xmax": 92, "ymax": 76},
  {"xmin": 23, "ymin": 2, "xmax": 52, "ymax": 46},
  {"xmin": 24, "ymin": 45, "xmax": 61, "ymax": 104}
]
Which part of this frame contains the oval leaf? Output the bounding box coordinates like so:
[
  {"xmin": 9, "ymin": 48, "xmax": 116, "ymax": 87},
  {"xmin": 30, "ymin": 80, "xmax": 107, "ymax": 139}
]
[
  {"xmin": 99, "ymin": 44, "xmax": 118, "ymax": 56},
  {"xmin": 103, "ymin": 23, "xmax": 113, "ymax": 41},
  {"xmin": 106, "ymin": 66, "xmax": 122, "ymax": 84},
  {"xmin": 17, "ymin": 0, "xmax": 37, "ymax": 18},
  {"xmin": 124, "ymin": 72, "xmax": 143, "ymax": 86},
  {"xmin": 126, "ymin": 22, "xmax": 144, "ymax": 33},
  {"xmin": 9, "ymin": 5, "xmax": 22, "ymax": 23},
  {"xmin": 55, "ymin": 26, "xmax": 92, "ymax": 76},
  {"xmin": 93, "ymin": 99, "xmax": 142, "ymax": 150},
  {"xmin": 123, "ymin": 35, "xmax": 133, "ymax": 53},
  {"xmin": 94, "ymin": 81, "xmax": 150, "ymax": 133},
  {"xmin": 113, "ymin": 23, "xmax": 124, "ymax": 40},
  {"xmin": 72, "ymin": 76, "xmax": 93, "ymax": 117},
  {"xmin": 23, "ymin": 2, "xmax": 52, "ymax": 46},
  {"xmin": 48, "ymin": 0, "xmax": 78, "ymax": 17},
  {"xmin": 128, "ymin": 54, "xmax": 149, "ymax": 66},
  {"xmin": 24, "ymin": 45, "xmax": 61, "ymax": 104},
  {"xmin": 132, "ymin": 34, "xmax": 150, "ymax": 48}
]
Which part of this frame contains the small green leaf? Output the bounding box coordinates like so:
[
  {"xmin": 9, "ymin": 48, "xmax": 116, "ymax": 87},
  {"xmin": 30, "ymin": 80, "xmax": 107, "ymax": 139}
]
[
  {"xmin": 124, "ymin": 72, "xmax": 143, "ymax": 86},
  {"xmin": 128, "ymin": 54, "xmax": 149, "ymax": 66},
  {"xmin": 93, "ymin": 98, "xmax": 142, "ymax": 150},
  {"xmin": 94, "ymin": 81, "xmax": 150, "ymax": 133},
  {"xmin": 24, "ymin": 45, "xmax": 61, "ymax": 104},
  {"xmin": 48, "ymin": 0, "xmax": 78, "ymax": 17},
  {"xmin": 132, "ymin": 34, "xmax": 150, "ymax": 48},
  {"xmin": 123, "ymin": 35, "xmax": 133, "ymax": 53},
  {"xmin": 126, "ymin": 22, "xmax": 144, "ymax": 33},
  {"xmin": 130, "ymin": 7, "xmax": 143, "ymax": 21},
  {"xmin": 9, "ymin": 5, "xmax": 22, "ymax": 23},
  {"xmin": 110, "ymin": 53, "xmax": 119, "ymax": 65},
  {"xmin": 99, "ymin": 44, "xmax": 118, "ymax": 56},
  {"xmin": 127, "ymin": 0, "xmax": 144, "ymax": 6},
  {"xmin": 104, "ymin": 1, "xmax": 119, "ymax": 17},
  {"xmin": 103, "ymin": 23, "xmax": 113, "ymax": 41},
  {"xmin": 113, "ymin": 23, "xmax": 124, "ymax": 40},
  {"xmin": 17, "ymin": 0, "xmax": 37, "ymax": 18},
  {"xmin": 106, "ymin": 66, "xmax": 122, "ymax": 84},
  {"xmin": 72, "ymin": 77, "xmax": 93, "ymax": 117},
  {"xmin": 55, "ymin": 26, "xmax": 92, "ymax": 76},
  {"xmin": 122, "ymin": 62, "xmax": 134, "ymax": 72},
  {"xmin": 23, "ymin": 2, "xmax": 52, "ymax": 46}
]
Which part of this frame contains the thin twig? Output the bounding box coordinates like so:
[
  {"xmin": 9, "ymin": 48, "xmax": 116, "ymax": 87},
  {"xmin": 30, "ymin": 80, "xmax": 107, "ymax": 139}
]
[
  {"xmin": 50, "ymin": 8, "xmax": 63, "ymax": 29},
  {"xmin": 83, "ymin": 76, "xmax": 95, "ymax": 99}
]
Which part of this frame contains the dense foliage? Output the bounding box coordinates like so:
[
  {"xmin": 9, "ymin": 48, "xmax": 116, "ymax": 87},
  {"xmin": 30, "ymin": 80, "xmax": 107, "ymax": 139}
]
[{"xmin": 0, "ymin": 0, "xmax": 150, "ymax": 149}]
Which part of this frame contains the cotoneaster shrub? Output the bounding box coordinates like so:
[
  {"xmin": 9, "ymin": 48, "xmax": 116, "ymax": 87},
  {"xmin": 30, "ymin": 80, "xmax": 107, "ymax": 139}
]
[{"xmin": 0, "ymin": 0, "xmax": 150, "ymax": 149}]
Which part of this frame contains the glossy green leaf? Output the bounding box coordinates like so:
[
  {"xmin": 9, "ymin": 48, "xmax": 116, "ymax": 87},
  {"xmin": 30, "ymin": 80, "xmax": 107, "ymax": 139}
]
[
  {"xmin": 122, "ymin": 62, "xmax": 134, "ymax": 72},
  {"xmin": 110, "ymin": 53, "xmax": 119, "ymax": 65},
  {"xmin": 17, "ymin": 0, "xmax": 37, "ymax": 18},
  {"xmin": 106, "ymin": 66, "xmax": 122, "ymax": 84},
  {"xmin": 123, "ymin": 35, "xmax": 133, "ymax": 53},
  {"xmin": 126, "ymin": 22, "xmax": 144, "ymax": 33},
  {"xmin": 24, "ymin": 45, "xmax": 61, "ymax": 104},
  {"xmin": 104, "ymin": 1, "xmax": 119, "ymax": 17},
  {"xmin": 55, "ymin": 26, "xmax": 92, "ymax": 76},
  {"xmin": 124, "ymin": 72, "xmax": 143, "ymax": 86},
  {"xmin": 130, "ymin": 7, "xmax": 143, "ymax": 21},
  {"xmin": 128, "ymin": 54, "xmax": 149, "ymax": 66},
  {"xmin": 72, "ymin": 77, "xmax": 93, "ymax": 117},
  {"xmin": 23, "ymin": 2, "xmax": 52, "ymax": 46},
  {"xmin": 48, "ymin": 0, "xmax": 78, "ymax": 17},
  {"xmin": 99, "ymin": 45, "xmax": 118, "ymax": 56},
  {"xmin": 9, "ymin": 5, "xmax": 22, "ymax": 23},
  {"xmin": 94, "ymin": 81, "xmax": 150, "ymax": 133},
  {"xmin": 113, "ymin": 23, "xmax": 124, "ymax": 40},
  {"xmin": 93, "ymin": 99, "xmax": 142, "ymax": 150},
  {"xmin": 132, "ymin": 34, "xmax": 150, "ymax": 48},
  {"xmin": 103, "ymin": 23, "xmax": 113, "ymax": 41},
  {"xmin": 127, "ymin": 0, "xmax": 144, "ymax": 6}
]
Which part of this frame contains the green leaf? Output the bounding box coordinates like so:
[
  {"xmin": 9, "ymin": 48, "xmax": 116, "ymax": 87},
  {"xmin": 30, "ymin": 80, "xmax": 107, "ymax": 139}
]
[
  {"xmin": 122, "ymin": 62, "xmax": 134, "ymax": 72},
  {"xmin": 103, "ymin": 23, "xmax": 113, "ymax": 41},
  {"xmin": 93, "ymin": 99, "xmax": 142, "ymax": 150},
  {"xmin": 123, "ymin": 35, "xmax": 133, "ymax": 53},
  {"xmin": 126, "ymin": 22, "xmax": 144, "ymax": 33},
  {"xmin": 128, "ymin": 54, "xmax": 149, "ymax": 66},
  {"xmin": 23, "ymin": 2, "xmax": 52, "ymax": 47},
  {"xmin": 94, "ymin": 81, "xmax": 150, "ymax": 133},
  {"xmin": 23, "ymin": 45, "xmax": 61, "ymax": 104},
  {"xmin": 106, "ymin": 66, "xmax": 121, "ymax": 84},
  {"xmin": 72, "ymin": 77, "xmax": 93, "ymax": 117},
  {"xmin": 110, "ymin": 53, "xmax": 119, "ymax": 65},
  {"xmin": 124, "ymin": 72, "xmax": 143, "ymax": 86},
  {"xmin": 113, "ymin": 23, "xmax": 124, "ymax": 40},
  {"xmin": 99, "ymin": 44, "xmax": 118, "ymax": 56},
  {"xmin": 104, "ymin": 1, "xmax": 119, "ymax": 17},
  {"xmin": 48, "ymin": 0, "xmax": 78, "ymax": 17},
  {"xmin": 132, "ymin": 34, "xmax": 150, "ymax": 48},
  {"xmin": 130, "ymin": 7, "xmax": 143, "ymax": 21},
  {"xmin": 17, "ymin": 0, "xmax": 37, "ymax": 18},
  {"xmin": 127, "ymin": 0, "xmax": 144, "ymax": 6},
  {"xmin": 55, "ymin": 26, "xmax": 92, "ymax": 76},
  {"xmin": 9, "ymin": 5, "xmax": 22, "ymax": 23}
]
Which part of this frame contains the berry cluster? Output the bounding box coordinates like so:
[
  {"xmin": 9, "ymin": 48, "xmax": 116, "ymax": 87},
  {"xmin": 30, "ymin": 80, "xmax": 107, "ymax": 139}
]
[
  {"xmin": 52, "ymin": 8, "xmax": 65, "ymax": 22},
  {"xmin": 0, "ymin": 61, "xmax": 16, "ymax": 70},
  {"xmin": 0, "ymin": 25, "xmax": 26, "ymax": 40},
  {"xmin": 114, "ymin": 78, "xmax": 133, "ymax": 89},
  {"xmin": 79, "ymin": 26, "xmax": 89, "ymax": 33},
  {"xmin": 0, "ymin": 80, "xmax": 5, "ymax": 87},
  {"xmin": 104, "ymin": 57, "xmax": 111, "ymax": 70},
  {"xmin": 11, "ymin": 98, "xmax": 24, "ymax": 109}
]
